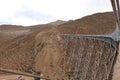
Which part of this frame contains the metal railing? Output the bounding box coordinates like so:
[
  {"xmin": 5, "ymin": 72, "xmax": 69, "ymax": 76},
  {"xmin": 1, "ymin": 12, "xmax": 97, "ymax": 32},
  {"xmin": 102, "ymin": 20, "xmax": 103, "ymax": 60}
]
[{"xmin": 0, "ymin": 68, "xmax": 50, "ymax": 80}]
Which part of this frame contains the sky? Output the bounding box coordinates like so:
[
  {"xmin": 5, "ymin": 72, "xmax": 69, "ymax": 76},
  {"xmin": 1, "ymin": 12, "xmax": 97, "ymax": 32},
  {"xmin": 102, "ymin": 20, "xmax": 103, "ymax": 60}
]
[{"xmin": 0, "ymin": 0, "xmax": 113, "ymax": 26}]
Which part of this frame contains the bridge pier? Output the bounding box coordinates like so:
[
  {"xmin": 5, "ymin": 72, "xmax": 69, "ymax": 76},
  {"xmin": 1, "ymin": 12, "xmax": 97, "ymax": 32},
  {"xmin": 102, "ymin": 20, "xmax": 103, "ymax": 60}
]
[{"xmin": 112, "ymin": 43, "xmax": 120, "ymax": 80}]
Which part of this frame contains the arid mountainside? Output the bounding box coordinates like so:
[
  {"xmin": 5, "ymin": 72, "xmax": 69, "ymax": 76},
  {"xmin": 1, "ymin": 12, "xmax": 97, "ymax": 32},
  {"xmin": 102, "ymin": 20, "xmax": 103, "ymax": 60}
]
[
  {"xmin": 0, "ymin": 32, "xmax": 36, "ymax": 71},
  {"xmin": 0, "ymin": 12, "xmax": 118, "ymax": 80},
  {"xmin": 47, "ymin": 20, "xmax": 66, "ymax": 26},
  {"xmin": 58, "ymin": 12, "xmax": 116, "ymax": 34},
  {"xmin": 0, "ymin": 24, "xmax": 55, "ymax": 47},
  {"xmin": 0, "ymin": 25, "xmax": 30, "ymax": 46},
  {"xmin": 0, "ymin": 32, "xmax": 13, "ymax": 46}
]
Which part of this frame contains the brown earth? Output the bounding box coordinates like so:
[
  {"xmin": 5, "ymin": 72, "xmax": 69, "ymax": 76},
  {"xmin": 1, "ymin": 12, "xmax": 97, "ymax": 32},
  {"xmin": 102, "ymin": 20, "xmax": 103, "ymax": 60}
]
[
  {"xmin": 0, "ymin": 24, "xmax": 54, "ymax": 47},
  {"xmin": 0, "ymin": 32, "xmax": 13, "ymax": 46},
  {"xmin": 47, "ymin": 20, "xmax": 66, "ymax": 26},
  {"xmin": 0, "ymin": 25, "xmax": 26, "ymax": 30},
  {"xmin": 0, "ymin": 25, "xmax": 29, "ymax": 47},
  {"xmin": 58, "ymin": 12, "xmax": 116, "ymax": 34},
  {"xmin": 0, "ymin": 12, "xmax": 118, "ymax": 80}
]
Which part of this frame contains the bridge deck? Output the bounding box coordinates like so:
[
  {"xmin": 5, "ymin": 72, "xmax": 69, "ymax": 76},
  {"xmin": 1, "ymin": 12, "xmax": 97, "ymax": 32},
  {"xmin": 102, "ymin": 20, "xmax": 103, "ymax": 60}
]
[{"xmin": 61, "ymin": 34, "xmax": 118, "ymax": 50}]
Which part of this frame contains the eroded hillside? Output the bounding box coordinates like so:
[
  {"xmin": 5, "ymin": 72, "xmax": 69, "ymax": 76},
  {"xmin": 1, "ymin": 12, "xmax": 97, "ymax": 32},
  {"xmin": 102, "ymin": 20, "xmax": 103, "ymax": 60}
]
[{"xmin": 58, "ymin": 12, "xmax": 116, "ymax": 34}]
